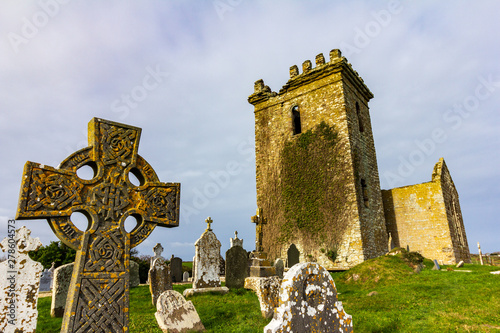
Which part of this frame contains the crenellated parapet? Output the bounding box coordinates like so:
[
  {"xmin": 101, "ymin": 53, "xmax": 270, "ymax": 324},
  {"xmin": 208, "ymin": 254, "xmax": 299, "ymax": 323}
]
[{"xmin": 248, "ymin": 49, "xmax": 373, "ymax": 106}]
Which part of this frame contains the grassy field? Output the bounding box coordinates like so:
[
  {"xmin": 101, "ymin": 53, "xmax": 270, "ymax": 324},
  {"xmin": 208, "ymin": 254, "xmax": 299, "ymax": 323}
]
[{"xmin": 36, "ymin": 255, "xmax": 500, "ymax": 332}]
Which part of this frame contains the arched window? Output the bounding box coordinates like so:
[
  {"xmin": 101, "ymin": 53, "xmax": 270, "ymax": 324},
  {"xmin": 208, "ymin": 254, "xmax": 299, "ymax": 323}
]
[
  {"xmin": 292, "ymin": 105, "xmax": 301, "ymax": 135},
  {"xmin": 356, "ymin": 102, "xmax": 364, "ymax": 133}
]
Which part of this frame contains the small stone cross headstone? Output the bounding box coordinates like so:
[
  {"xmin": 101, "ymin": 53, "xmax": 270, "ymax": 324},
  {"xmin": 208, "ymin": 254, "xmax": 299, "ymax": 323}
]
[
  {"xmin": 225, "ymin": 245, "xmax": 249, "ymax": 289},
  {"xmin": 149, "ymin": 258, "xmax": 172, "ymax": 308},
  {"xmin": 170, "ymin": 255, "xmax": 183, "ymax": 283},
  {"xmin": 51, "ymin": 262, "xmax": 74, "ymax": 318},
  {"xmin": 39, "ymin": 268, "xmax": 53, "ymax": 292},
  {"xmin": 151, "ymin": 243, "xmax": 165, "ymax": 267},
  {"xmin": 0, "ymin": 226, "xmax": 43, "ymax": 333},
  {"xmin": 230, "ymin": 231, "xmax": 243, "ymax": 248},
  {"xmin": 432, "ymin": 259, "xmax": 441, "ymax": 270},
  {"xmin": 264, "ymin": 262, "xmax": 353, "ymax": 333},
  {"xmin": 155, "ymin": 290, "xmax": 205, "ymax": 333},
  {"xmin": 15, "ymin": 118, "xmax": 180, "ymax": 332},
  {"xmin": 182, "ymin": 271, "xmax": 190, "ymax": 282}
]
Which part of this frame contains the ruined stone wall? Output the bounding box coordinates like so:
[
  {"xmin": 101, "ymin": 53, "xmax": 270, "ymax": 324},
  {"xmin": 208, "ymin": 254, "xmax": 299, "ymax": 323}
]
[
  {"xmin": 382, "ymin": 158, "xmax": 470, "ymax": 264},
  {"xmin": 248, "ymin": 50, "xmax": 387, "ymax": 270}
]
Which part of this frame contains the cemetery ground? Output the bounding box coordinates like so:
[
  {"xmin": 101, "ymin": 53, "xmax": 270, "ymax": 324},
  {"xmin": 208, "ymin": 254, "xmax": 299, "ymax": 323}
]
[{"xmin": 36, "ymin": 254, "xmax": 500, "ymax": 333}]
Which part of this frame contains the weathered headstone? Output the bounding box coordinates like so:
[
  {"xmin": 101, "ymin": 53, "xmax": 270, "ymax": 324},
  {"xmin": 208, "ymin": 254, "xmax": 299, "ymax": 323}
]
[
  {"xmin": 155, "ymin": 290, "xmax": 205, "ymax": 333},
  {"xmin": 170, "ymin": 256, "xmax": 183, "ymax": 283},
  {"xmin": 151, "ymin": 243, "xmax": 165, "ymax": 267},
  {"xmin": 432, "ymin": 259, "xmax": 441, "ymax": 270},
  {"xmin": 39, "ymin": 268, "xmax": 53, "ymax": 292},
  {"xmin": 183, "ymin": 217, "xmax": 228, "ymax": 297},
  {"xmin": 244, "ymin": 276, "xmax": 281, "ymax": 319},
  {"xmin": 230, "ymin": 231, "xmax": 243, "ymax": 248},
  {"xmin": 130, "ymin": 260, "xmax": 140, "ymax": 287},
  {"xmin": 219, "ymin": 254, "xmax": 225, "ymax": 276},
  {"xmin": 264, "ymin": 262, "xmax": 353, "ymax": 333},
  {"xmin": 0, "ymin": 226, "xmax": 43, "ymax": 333},
  {"xmin": 51, "ymin": 262, "xmax": 74, "ymax": 318},
  {"xmin": 182, "ymin": 271, "xmax": 190, "ymax": 282},
  {"xmin": 274, "ymin": 258, "xmax": 284, "ymax": 279},
  {"xmin": 149, "ymin": 258, "xmax": 172, "ymax": 308},
  {"xmin": 15, "ymin": 118, "xmax": 181, "ymax": 333},
  {"xmin": 287, "ymin": 244, "xmax": 300, "ymax": 268},
  {"xmin": 456, "ymin": 260, "xmax": 464, "ymax": 268},
  {"xmin": 225, "ymin": 245, "xmax": 249, "ymax": 289}
]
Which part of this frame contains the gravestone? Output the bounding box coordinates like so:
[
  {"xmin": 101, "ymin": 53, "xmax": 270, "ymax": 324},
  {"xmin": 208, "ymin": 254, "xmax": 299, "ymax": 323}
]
[
  {"xmin": 219, "ymin": 254, "xmax": 225, "ymax": 276},
  {"xmin": 287, "ymin": 244, "xmax": 300, "ymax": 268},
  {"xmin": 225, "ymin": 245, "xmax": 249, "ymax": 289},
  {"xmin": 264, "ymin": 262, "xmax": 353, "ymax": 333},
  {"xmin": 51, "ymin": 262, "xmax": 74, "ymax": 317},
  {"xmin": 183, "ymin": 217, "xmax": 228, "ymax": 297},
  {"xmin": 149, "ymin": 258, "xmax": 172, "ymax": 308},
  {"xmin": 130, "ymin": 260, "xmax": 140, "ymax": 287},
  {"xmin": 478, "ymin": 242, "xmax": 484, "ymax": 265},
  {"xmin": 170, "ymin": 256, "xmax": 183, "ymax": 283},
  {"xmin": 230, "ymin": 231, "xmax": 243, "ymax": 248},
  {"xmin": 274, "ymin": 258, "xmax": 284, "ymax": 279},
  {"xmin": 244, "ymin": 276, "xmax": 281, "ymax": 319},
  {"xmin": 456, "ymin": 260, "xmax": 464, "ymax": 268},
  {"xmin": 155, "ymin": 290, "xmax": 205, "ymax": 333},
  {"xmin": 182, "ymin": 271, "xmax": 190, "ymax": 282},
  {"xmin": 39, "ymin": 268, "xmax": 53, "ymax": 292},
  {"xmin": 432, "ymin": 259, "xmax": 441, "ymax": 270},
  {"xmin": 15, "ymin": 118, "xmax": 181, "ymax": 333},
  {"xmin": 151, "ymin": 243, "xmax": 165, "ymax": 267},
  {"xmin": 0, "ymin": 226, "xmax": 43, "ymax": 333}
]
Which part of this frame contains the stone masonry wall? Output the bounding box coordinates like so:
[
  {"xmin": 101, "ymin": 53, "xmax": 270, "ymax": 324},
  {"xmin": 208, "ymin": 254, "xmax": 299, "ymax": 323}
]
[
  {"xmin": 382, "ymin": 158, "xmax": 471, "ymax": 264},
  {"xmin": 248, "ymin": 49, "xmax": 388, "ymax": 270}
]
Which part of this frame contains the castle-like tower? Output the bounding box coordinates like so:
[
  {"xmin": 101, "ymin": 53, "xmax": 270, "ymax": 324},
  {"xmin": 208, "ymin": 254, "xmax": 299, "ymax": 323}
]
[{"xmin": 248, "ymin": 49, "xmax": 388, "ymax": 270}]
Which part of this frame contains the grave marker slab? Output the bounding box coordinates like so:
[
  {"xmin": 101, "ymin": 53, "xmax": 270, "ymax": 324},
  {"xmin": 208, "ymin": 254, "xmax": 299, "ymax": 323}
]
[
  {"xmin": 51, "ymin": 262, "xmax": 73, "ymax": 318},
  {"xmin": 155, "ymin": 290, "xmax": 205, "ymax": 333},
  {"xmin": 149, "ymin": 258, "xmax": 172, "ymax": 308},
  {"xmin": 130, "ymin": 260, "xmax": 140, "ymax": 287},
  {"xmin": 182, "ymin": 271, "xmax": 190, "ymax": 282},
  {"xmin": 0, "ymin": 226, "xmax": 43, "ymax": 333},
  {"xmin": 274, "ymin": 258, "xmax": 284, "ymax": 279},
  {"xmin": 264, "ymin": 262, "xmax": 353, "ymax": 333},
  {"xmin": 225, "ymin": 245, "xmax": 249, "ymax": 289},
  {"xmin": 170, "ymin": 256, "xmax": 183, "ymax": 283},
  {"xmin": 15, "ymin": 118, "xmax": 180, "ymax": 333},
  {"xmin": 432, "ymin": 259, "xmax": 441, "ymax": 270}
]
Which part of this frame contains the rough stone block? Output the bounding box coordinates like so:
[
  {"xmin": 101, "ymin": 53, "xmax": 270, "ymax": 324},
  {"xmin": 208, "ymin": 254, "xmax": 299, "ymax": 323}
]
[{"xmin": 244, "ymin": 276, "xmax": 281, "ymax": 319}]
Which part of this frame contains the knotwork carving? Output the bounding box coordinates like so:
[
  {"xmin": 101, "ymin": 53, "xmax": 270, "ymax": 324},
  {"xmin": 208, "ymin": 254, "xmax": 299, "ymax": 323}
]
[
  {"xmin": 27, "ymin": 168, "xmax": 83, "ymax": 211},
  {"xmin": 100, "ymin": 123, "xmax": 137, "ymax": 166},
  {"xmin": 144, "ymin": 187, "xmax": 176, "ymax": 219}
]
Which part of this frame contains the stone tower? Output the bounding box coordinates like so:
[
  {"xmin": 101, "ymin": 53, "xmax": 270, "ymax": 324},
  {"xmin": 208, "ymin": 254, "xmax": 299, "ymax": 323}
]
[{"xmin": 248, "ymin": 49, "xmax": 388, "ymax": 270}]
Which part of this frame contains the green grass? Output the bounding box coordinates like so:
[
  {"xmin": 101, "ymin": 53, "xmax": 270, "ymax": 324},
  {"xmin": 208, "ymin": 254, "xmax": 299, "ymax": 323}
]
[{"xmin": 36, "ymin": 257, "xmax": 500, "ymax": 332}]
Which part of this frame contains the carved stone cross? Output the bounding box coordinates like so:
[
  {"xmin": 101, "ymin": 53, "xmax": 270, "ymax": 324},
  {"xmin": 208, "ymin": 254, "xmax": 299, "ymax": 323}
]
[
  {"xmin": 205, "ymin": 216, "xmax": 213, "ymax": 230},
  {"xmin": 251, "ymin": 208, "xmax": 267, "ymax": 252},
  {"xmin": 16, "ymin": 118, "xmax": 180, "ymax": 333}
]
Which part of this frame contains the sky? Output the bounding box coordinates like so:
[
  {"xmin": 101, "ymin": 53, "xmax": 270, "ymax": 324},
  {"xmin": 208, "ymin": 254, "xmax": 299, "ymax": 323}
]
[{"xmin": 1, "ymin": 0, "xmax": 499, "ymax": 261}]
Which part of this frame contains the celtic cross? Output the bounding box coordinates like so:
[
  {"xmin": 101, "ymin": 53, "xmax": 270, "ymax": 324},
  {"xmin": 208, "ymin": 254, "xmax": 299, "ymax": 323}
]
[
  {"xmin": 16, "ymin": 118, "xmax": 180, "ymax": 333},
  {"xmin": 251, "ymin": 207, "xmax": 267, "ymax": 253}
]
